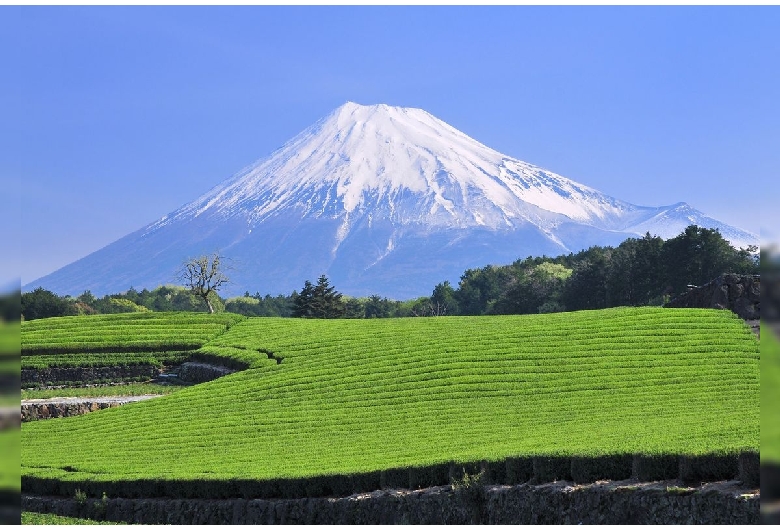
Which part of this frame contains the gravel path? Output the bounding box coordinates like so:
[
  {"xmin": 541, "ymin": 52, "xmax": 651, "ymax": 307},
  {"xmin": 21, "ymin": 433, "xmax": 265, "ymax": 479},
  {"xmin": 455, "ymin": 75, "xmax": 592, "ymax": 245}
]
[{"xmin": 21, "ymin": 395, "xmax": 161, "ymax": 406}]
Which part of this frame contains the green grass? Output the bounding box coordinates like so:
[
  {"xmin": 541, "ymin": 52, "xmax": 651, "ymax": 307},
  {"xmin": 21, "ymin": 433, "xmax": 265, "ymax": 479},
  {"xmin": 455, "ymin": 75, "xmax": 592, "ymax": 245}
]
[
  {"xmin": 22, "ymin": 512, "xmax": 118, "ymax": 525},
  {"xmin": 21, "ymin": 307, "xmax": 758, "ymax": 495},
  {"xmin": 0, "ymin": 322, "xmax": 19, "ymax": 354},
  {"xmin": 0, "ymin": 395, "xmax": 19, "ymax": 406},
  {"xmin": 22, "ymin": 351, "xmax": 194, "ymax": 369},
  {"xmin": 20, "ymin": 312, "xmax": 244, "ymax": 372},
  {"xmin": 0, "ymin": 359, "xmax": 19, "ymax": 375},
  {"xmin": 762, "ymin": 323, "xmax": 780, "ymax": 463},
  {"xmin": 0, "ymin": 322, "xmax": 20, "ymax": 380},
  {"xmin": 21, "ymin": 312, "xmax": 244, "ymax": 355},
  {"xmin": 0, "ymin": 428, "xmax": 20, "ymax": 492}
]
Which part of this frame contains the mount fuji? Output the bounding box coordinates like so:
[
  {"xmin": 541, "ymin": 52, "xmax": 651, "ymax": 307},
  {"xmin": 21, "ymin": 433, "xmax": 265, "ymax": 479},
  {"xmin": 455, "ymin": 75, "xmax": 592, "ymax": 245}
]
[{"xmin": 26, "ymin": 102, "xmax": 758, "ymax": 299}]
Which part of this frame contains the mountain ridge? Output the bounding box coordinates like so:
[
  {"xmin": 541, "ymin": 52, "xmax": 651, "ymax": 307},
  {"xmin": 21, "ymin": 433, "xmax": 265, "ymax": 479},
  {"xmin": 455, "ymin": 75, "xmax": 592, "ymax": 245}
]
[{"xmin": 26, "ymin": 102, "xmax": 758, "ymax": 298}]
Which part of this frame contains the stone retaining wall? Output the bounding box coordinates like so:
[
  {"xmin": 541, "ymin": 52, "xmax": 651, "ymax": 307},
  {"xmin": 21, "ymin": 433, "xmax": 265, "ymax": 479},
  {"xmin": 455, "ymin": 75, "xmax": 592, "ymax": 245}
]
[
  {"xmin": 21, "ymin": 452, "xmax": 759, "ymax": 501},
  {"xmin": 176, "ymin": 361, "xmax": 235, "ymax": 384},
  {"xmin": 0, "ymin": 407, "xmax": 19, "ymax": 429},
  {"xmin": 22, "ymin": 365, "xmax": 160, "ymax": 387},
  {"xmin": 21, "ymin": 395, "xmax": 159, "ymax": 422},
  {"xmin": 21, "ymin": 480, "xmax": 759, "ymax": 525},
  {"xmin": 21, "ymin": 361, "xmax": 235, "ymax": 389}
]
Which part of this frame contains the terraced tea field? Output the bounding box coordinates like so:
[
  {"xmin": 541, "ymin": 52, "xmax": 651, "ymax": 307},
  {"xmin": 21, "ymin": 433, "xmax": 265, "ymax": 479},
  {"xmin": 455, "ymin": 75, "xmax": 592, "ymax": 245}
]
[
  {"xmin": 21, "ymin": 312, "xmax": 244, "ymax": 376},
  {"xmin": 0, "ymin": 429, "xmax": 19, "ymax": 493},
  {"xmin": 762, "ymin": 324, "xmax": 780, "ymax": 463},
  {"xmin": 0, "ymin": 321, "xmax": 20, "ymax": 496},
  {"xmin": 21, "ymin": 307, "xmax": 758, "ymax": 499}
]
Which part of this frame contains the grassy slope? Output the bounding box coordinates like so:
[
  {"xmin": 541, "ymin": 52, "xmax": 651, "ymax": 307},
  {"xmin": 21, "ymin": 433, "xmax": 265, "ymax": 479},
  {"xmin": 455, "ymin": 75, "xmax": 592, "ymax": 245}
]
[
  {"xmin": 0, "ymin": 429, "xmax": 19, "ymax": 492},
  {"xmin": 1, "ymin": 321, "xmax": 20, "ymax": 378},
  {"xmin": 21, "ymin": 307, "xmax": 758, "ymax": 488},
  {"xmin": 0, "ymin": 322, "xmax": 20, "ymax": 494},
  {"xmin": 21, "ymin": 312, "xmax": 245, "ymax": 369},
  {"xmin": 21, "ymin": 312, "xmax": 245, "ymax": 351},
  {"xmin": 762, "ymin": 324, "xmax": 780, "ymax": 462}
]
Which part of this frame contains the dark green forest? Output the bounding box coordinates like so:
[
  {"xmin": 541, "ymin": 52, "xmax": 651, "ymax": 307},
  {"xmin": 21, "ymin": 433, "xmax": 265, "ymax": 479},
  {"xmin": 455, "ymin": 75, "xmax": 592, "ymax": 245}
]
[{"xmin": 21, "ymin": 225, "xmax": 758, "ymax": 321}]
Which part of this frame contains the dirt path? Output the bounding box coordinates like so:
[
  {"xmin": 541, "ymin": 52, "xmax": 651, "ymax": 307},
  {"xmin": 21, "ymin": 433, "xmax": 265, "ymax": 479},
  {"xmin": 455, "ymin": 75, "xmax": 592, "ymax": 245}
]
[{"xmin": 21, "ymin": 395, "xmax": 161, "ymax": 406}]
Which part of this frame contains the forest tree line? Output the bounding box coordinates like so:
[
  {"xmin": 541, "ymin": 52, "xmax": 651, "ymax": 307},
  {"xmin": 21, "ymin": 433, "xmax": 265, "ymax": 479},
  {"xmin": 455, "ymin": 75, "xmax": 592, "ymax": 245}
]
[{"xmin": 21, "ymin": 225, "xmax": 759, "ymax": 321}]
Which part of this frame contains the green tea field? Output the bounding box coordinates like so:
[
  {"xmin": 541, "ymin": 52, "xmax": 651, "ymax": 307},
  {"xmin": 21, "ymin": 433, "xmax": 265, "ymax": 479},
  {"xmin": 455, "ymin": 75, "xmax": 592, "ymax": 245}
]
[
  {"xmin": 21, "ymin": 312, "xmax": 244, "ymax": 371},
  {"xmin": 21, "ymin": 307, "xmax": 759, "ymax": 499},
  {"xmin": 762, "ymin": 324, "xmax": 780, "ymax": 463}
]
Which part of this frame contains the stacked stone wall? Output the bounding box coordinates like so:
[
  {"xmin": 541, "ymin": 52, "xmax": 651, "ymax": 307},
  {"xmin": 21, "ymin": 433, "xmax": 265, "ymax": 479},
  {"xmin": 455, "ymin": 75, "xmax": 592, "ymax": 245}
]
[
  {"xmin": 21, "ymin": 480, "xmax": 759, "ymax": 525},
  {"xmin": 21, "ymin": 396, "xmax": 159, "ymax": 422},
  {"xmin": 21, "ymin": 365, "xmax": 160, "ymax": 388}
]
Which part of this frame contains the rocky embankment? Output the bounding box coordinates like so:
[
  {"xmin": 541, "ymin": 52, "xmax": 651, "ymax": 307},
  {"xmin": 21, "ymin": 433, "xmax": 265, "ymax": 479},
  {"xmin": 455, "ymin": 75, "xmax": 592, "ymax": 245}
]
[
  {"xmin": 0, "ymin": 407, "xmax": 19, "ymax": 429},
  {"xmin": 22, "ymin": 365, "xmax": 161, "ymax": 388},
  {"xmin": 20, "ymin": 361, "xmax": 235, "ymax": 422},
  {"xmin": 176, "ymin": 361, "xmax": 235, "ymax": 383},
  {"xmin": 22, "ymin": 479, "xmax": 758, "ymax": 525},
  {"xmin": 665, "ymin": 274, "xmax": 759, "ymax": 320},
  {"xmin": 21, "ymin": 395, "xmax": 160, "ymax": 422}
]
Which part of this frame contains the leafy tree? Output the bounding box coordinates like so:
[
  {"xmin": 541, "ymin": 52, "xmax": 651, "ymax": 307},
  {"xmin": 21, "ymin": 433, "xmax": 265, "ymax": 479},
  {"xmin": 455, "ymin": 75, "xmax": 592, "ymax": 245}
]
[
  {"xmin": 21, "ymin": 288, "xmax": 77, "ymax": 320},
  {"xmin": 430, "ymin": 281, "xmax": 459, "ymax": 315},
  {"xmin": 491, "ymin": 261, "xmax": 571, "ymax": 315},
  {"xmin": 178, "ymin": 253, "xmax": 230, "ymax": 313},
  {"xmin": 562, "ymin": 247, "xmax": 611, "ymax": 311},
  {"xmin": 0, "ymin": 289, "xmax": 20, "ymax": 322},
  {"xmin": 661, "ymin": 226, "xmax": 742, "ymax": 295},
  {"xmin": 364, "ymin": 294, "xmax": 390, "ymax": 318},
  {"xmin": 343, "ymin": 297, "xmax": 365, "ymax": 319},
  {"xmin": 225, "ymin": 296, "xmax": 262, "ymax": 316},
  {"xmin": 259, "ymin": 294, "xmax": 294, "ymax": 317},
  {"xmin": 106, "ymin": 298, "xmax": 150, "ymax": 313},
  {"xmin": 456, "ymin": 266, "xmax": 513, "ymax": 315},
  {"xmin": 408, "ymin": 296, "xmax": 444, "ymax": 317}
]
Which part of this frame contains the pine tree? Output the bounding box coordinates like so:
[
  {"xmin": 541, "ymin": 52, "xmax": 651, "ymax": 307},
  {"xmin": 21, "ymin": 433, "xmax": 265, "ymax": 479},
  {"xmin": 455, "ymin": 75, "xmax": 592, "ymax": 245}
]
[
  {"xmin": 292, "ymin": 276, "xmax": 345, "ymax": 318},
  {"xmin": 312, "ymin": 275, "xmax": 345, "ymax": 318},
  {"xmin": 292, "ymin": 280, "xmax": 315, "ymax": 318}
]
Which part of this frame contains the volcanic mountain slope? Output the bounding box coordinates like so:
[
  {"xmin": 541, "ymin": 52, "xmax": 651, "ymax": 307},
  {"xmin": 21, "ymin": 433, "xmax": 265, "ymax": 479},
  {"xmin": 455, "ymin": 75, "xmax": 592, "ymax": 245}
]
[{"xmin": 26, "ymin": 102, "xmax": 758, "ymax": 299}]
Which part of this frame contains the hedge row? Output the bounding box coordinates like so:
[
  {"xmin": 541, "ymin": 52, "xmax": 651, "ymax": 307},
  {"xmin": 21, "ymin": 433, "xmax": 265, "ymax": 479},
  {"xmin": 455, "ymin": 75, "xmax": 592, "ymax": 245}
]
[
  {"xmin": 22, "ymin": 351, "xmax": 194, "ymax": 369},
  {"xmin": 21, "ymin": 312, "xmax": 246, "ymax": 356},
  {"xmin": 22, "ymin": 343, "xmax": 203, "ymax": 356}
]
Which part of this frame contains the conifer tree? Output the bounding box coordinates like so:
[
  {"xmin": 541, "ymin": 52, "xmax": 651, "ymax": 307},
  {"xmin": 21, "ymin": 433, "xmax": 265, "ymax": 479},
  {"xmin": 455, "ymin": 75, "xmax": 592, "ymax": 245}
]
[{"xmin": 292, "ymin": 276, "xmax": 345, "ymax": 318}]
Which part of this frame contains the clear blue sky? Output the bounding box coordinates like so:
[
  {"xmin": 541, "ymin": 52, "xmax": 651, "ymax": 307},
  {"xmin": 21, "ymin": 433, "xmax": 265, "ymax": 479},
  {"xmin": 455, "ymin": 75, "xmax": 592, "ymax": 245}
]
[{"xmin": 4, "ymin": 6, "xmax": 779, "ymax": 288}]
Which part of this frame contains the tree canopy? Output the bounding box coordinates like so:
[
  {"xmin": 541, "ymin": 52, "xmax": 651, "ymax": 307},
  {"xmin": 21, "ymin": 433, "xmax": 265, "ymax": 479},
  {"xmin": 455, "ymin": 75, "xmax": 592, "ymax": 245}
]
[
  {"xmin": 292, "ymin": 275, "xmax": 345, "ymax": 318},
  {"xmin": 19, "ymin": 225, "xmax": 758, "ymax": 321}
]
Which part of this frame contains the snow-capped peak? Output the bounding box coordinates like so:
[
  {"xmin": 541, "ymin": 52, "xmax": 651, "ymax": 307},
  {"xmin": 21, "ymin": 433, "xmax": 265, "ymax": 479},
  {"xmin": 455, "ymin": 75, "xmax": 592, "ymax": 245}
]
[
  {"xmin": 34, "ymin": 102, "xmax": 755, "ymax": 300},
  {"xmin": 159, "ymin": 102, "xmax": 652, "ymax": 237}
]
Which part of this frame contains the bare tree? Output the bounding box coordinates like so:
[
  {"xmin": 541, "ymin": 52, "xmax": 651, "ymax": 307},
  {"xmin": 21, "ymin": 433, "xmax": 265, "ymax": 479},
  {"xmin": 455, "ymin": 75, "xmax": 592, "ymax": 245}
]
[
  {"xmin": 411, "ymin": 301, "xmax": 448, "ymax": 317},
  {"xmin": 178, "ymin": 253, "xmax": 229, "ymax": 314}
]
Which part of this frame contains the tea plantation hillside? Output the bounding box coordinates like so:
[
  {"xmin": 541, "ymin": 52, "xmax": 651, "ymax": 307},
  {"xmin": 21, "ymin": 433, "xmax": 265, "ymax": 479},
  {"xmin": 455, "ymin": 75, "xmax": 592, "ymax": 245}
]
[
  {"xmin": 1, "ymin": 321, "xmax": 20, "ymax": 497},
  {"xmin": 21, "ymin": 307, "xmax": 759, "ymax": 499},
  {"xmin": 763, "ymin": 325, "xmax": 780, "ymax": 463},
  {"xmin": 20, "ymin": 312, "xmax": 246, "ymax": 390},
  {"xmin": 21, "ymin": 312, "xmax": 245, "ymax": 370}
]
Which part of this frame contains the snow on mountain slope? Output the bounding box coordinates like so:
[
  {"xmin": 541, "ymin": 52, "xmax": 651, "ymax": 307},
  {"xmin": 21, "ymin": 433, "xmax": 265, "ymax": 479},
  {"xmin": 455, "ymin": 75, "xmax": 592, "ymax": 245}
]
[
  {"xmin": 152, "ymin": 103, "xmax": 654, "ymax": 234},
  {"xmin": 26, "ymin": 102, "xmax": 758, "ymax": 299}
]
